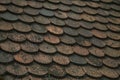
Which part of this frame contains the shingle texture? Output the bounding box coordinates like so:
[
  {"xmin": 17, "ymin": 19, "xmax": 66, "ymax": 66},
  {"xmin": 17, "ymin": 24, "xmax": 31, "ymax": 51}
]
[{"xmin": 0, "ymin": 0, "xmax": 120, "ymax": 80}]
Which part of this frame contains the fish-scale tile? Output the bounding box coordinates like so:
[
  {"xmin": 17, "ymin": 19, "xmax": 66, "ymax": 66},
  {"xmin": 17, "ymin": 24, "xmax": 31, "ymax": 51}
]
[
  {"xmin": 65, "ymin": 19, "xmax": 80, "ymax": 28},
  {"xmin": 22, "ymin": 75, "xmax": 43, "ymax": 80},
  {"xmin": 34, "ymin": 15, "xmax": 50, "ymax": 25},
  {"xmin": 61, "ymin": 76, "xmax": 78, "ymax": 80},
  {"xmin": 56, "ymin": 43, "xmax": 73, "ymax": 55},
  {"xmin": 107, "ymin": 24, "xmax": 120, "ymax": 32},
  {"xmin": 111, "ymin": 4, "xmax": 120, "ymax": 11},
  {"xmin": 107, "ymin": 31, "xmax": 120, "ymax": 40},
  {"xmin": 39, "ymin": 42, "xmax": 56, "ymax": 54},
  {"xmin": 100, "ymin": 66, "xmax": 119, "ymax": 79},
  {"xmin": 18, "ymin": 14, "xmax": 34, "ymax": 23},
  {"xmin": 24, "ymin": 7, "xmax": 39, "ymax": 16},
  {"xmin": 34, "ymin": 52, "xmax": 52, "ymax": 64},
  {"xmin": 13, "ymin": 22, "xmax": 31, "ymax": 32},
  {"xmin": 63, "ymin": 27, "xmax": 79, "ymax": 36},
  {"xmin": 70, "ymin": 54, "xmax": 87, "ymax": 65},
  {"xmin": 0, "ymin": 21, "xmax": 13, "ymax": 31},
  {"xmin": 55, "ymin": 11, "xmax": 67, "ymax": 19},
  {"xmin": 90, "ymin": 37, "xmax": 106, "ymax": 48},
  {"xmin": 92, "ymin": 29, "xmax": 107, "ymax": 39},
  {"xmin": 105, "ymin": 40, "xmax": 120, "ymax": 48},
  {"xmin": 46, "ymin": 25, "xmax": 63, "ymax": 35},
  {"xmin": 113, "ymin": 0, "xmax": 120, "ymax": 5},
  {"xmin": 98, "ymin": 77, "xmax": 111, "ymax": 80},
  {"xmin": 72, "ymin": 1, "xmax": 86, "ymax": 7},
  {"xmin": 67, "ymin": 12, "xmax": 81, "ymax": 20},
  {"xmin": 95, "ymin": 15, "xmax": 108, "ymax": 23},
  {"xmin": 73, "ymin": 45, "xmax": 89, "ymax": 56},
  {"xmin": 86, "ymin": 55, "xmax": 103, "ymax": 67},
  {"xmin": 0, "ymin": 0, "xmax": 11, "ymax": 4},
  {"xmin": 28, "ymin": 62, "xmax": 48, "ymax": 76},
  {"xmin": 75, "ymin": 36, "xmax": 92, "ymax": 47},
  {"xmin": 83, "ymin": 66, "xmax": 102, "ymax": 78},
  {"xmin": 78, "ymin": 28, "xmax": 93, "ymax": 38},
  {"xmin": 92, "ymin": 22, "xmax": 108, "ymax": 31},
  {"xmin": 48, "ymin": 64, "xmax": 66, "ymax": 77},
  {"xmin": 36, "ymin": 0, "xmax": 45, "ymax": 2},
  {"xmin": 116, "ymin": 67, "xmax": 120, "ymax": 75},
  {"xmin": 53, "ymin": 54, "xmax": 70, "ymax": 65},
  {"xmin": 6, "ymin": 62, "xmax": 27, "ymax": 76},
  {"xmin": 48, "ymin": 0, "xmax": 60, "ymax": 3},
  {"xmin": 110, "ymin": 10, "xmax": 120, "ymax": 17},
  {"xmin": 50, "ymin": 17, "xmax": 65, "ymax": 26},
  {"xmin": 0, "ymin": 40, "xmax": 20, "ymax": 53},
  {"xmin": 71, "ymin": 5, "xmax": 83, "ymax": 14},
  {"xmin": 80, "ymin": 14, "xmax": 95, "ymax": 22},
  {"xmin": 31, "ymin": 23, "xmax": 47, "ymax": 34},
  {"xmin": 103, "ymin": 47, "xmax": 120, "ymax": 58},
  {"xmin": 101, "ymin": 0, "xmax": 113, "ymax": 3},
  {"xmin": 89, "ymin": 47, "xmax": 105, "ymax": 57},
  {"xmin": 83, "ymin": 7, "xmax": 97, "ymax": 15},
  {"xmin": 14, "ymin": 51, "xmax": 33, "ymax": 64},
  {"xmin": 60, "ymin": 34, "xmax": 76, "ymax": 45},
  {"xmin": 99, "ymin": 3, "xmax": 111, "ymax": 10},
  {"xmin": 0, "ymin": 5, "xmax": 7, "ymax": 12},
  {"xmin": 7, "ymin": 5, "xmax": 23, "ymax": 14},
  {"xmin": 86, "ymin": 1, "xmax": 100, "ymax": 8},
  {"xmin": 43, "ymin": 2, "xmax": 57, "ymax": 10},
  {"xmin": 3, "ymin": 75, "xmax": 15, "ymax": 80},
  {"xmin": 108, "ymin": 17, "xmax": 120, "ymax": 25},
  {"xmin": 80, "ymin": 77, "xmax": 97, "ymax": 80},
  {"xmin": 39, "ymin": 8, "xmax": 54, "ymax": 17},
  {"xmin": 11, "ymin": 0, "xmax": 27, "ymax": 7},
  {"xmin": 8, "ymin": 31, "xmax": 26, "ymax": 42},
  {"xmin": 0, "ymin": 12, "xmax": 18, "ymax": 21},
  {"xmin": 0, "ymin": 32, "xmax": 7, "ymax": 42},
  {"xmin": 65, "ymin": 64, "xmax": 85, "ymax": 77},
  {"xmin": 97, "ymin": 9, "xmax": 109, "ymax": 16},
  {"xmin": 0, "ymin": 50, "xmax": 13, "ymax": 63},
  {"xmin": 44, "ymin": 34, "xmax": 60, "ymax": 44},
  {"xmin": 80, "ymin": 21, "xmax": 93, "ymax": 29},
  {"xmin": 60, "ymin": 0, "xmax": 72, "ymax": 5},
  {"xmin": 21, "ymin": 41, "xmax": 39, "ymax": 53},
  {"xmin": 58, "ymin": 4, "xmax": 70, "ymax": 11},
  {"xmin": 103, "ymin": 57, "xmax": 119, "ymax": 68},
  {"xmin": 26, "ymin": 32, "xmax": 43, "ymax": 43},
  {"xmin": 0, "ymin": 64, "xmax": 6, "ymax": 75},
  {"xmin": 27, "ymin": 1, "xmax": 42, "ymax": 8}
]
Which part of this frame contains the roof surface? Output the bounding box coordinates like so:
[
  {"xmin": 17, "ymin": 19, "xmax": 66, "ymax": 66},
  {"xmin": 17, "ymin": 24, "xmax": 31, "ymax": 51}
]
[{"xmin": 0, "ymin": 0, "xmax": 120, "ymax": 80}]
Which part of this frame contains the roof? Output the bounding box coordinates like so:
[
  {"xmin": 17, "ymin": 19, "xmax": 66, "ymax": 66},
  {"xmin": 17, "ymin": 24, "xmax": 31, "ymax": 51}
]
[{"xmin": 0, "ymin": 0, "xmax": 120, "ymax": 80}]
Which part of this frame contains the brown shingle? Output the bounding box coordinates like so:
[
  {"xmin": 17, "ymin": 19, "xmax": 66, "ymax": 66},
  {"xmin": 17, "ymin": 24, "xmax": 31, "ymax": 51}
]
[
  {"xmin": 56, "ymin": 44, "xmax": 73, "ymax": 55},
  {"xmin": 21, "ymin": 41, "xmax": 39, "ymax": 53},
  {"xmin": 65, "ymin": 64, "xmax": 85, "ymax": 77},
  {"xmin": 28, "ymin": 63, "xmax": 48, "ymax": 76},
  {"xmin": 53, "ymin": 54, "xmax": 70, "ymax": 65},
  {"xmin": 44, "ymin": 34, "xmax": 60, "ymax": 44},
  {"xmin": 7, "ymin": 63, "xmax": 27, "ymax": 76},
  {"xmin": 48, "ymin": 64, "xmax": 66, "ymax": 77},
  {"xmin": 0, "ymin": 40, "xmax": 20, "ymax": 53},
  {"xmin": 39, "ymin": 42, "xmax": 56, "ymax": 54},
  {"xmin": 47, "ymin": 25, "xmax": 63, "ymax": 35},
  {"xmin": 34, "ymin": 52, "xmax": 52, "ymax": 64},
  {"xmin": 14, "ymin": 51, "xmax": 33, "ymax": 64},
  {"xmin": 73, "ymin": 45, "xmax": 89, "ymax": 56}
]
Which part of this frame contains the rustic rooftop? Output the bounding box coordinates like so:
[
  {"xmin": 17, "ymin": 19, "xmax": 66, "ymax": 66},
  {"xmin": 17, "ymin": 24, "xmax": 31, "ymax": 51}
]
[{"xmin": 0, "ymin": 0, "xmax": 120, "ymax": 80}]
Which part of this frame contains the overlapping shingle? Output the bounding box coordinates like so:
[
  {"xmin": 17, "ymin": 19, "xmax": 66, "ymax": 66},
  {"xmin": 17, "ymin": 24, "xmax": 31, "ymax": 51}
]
[{"xmin": 0, "ymin": 0, "xmax": 120, "ymax": 80}]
